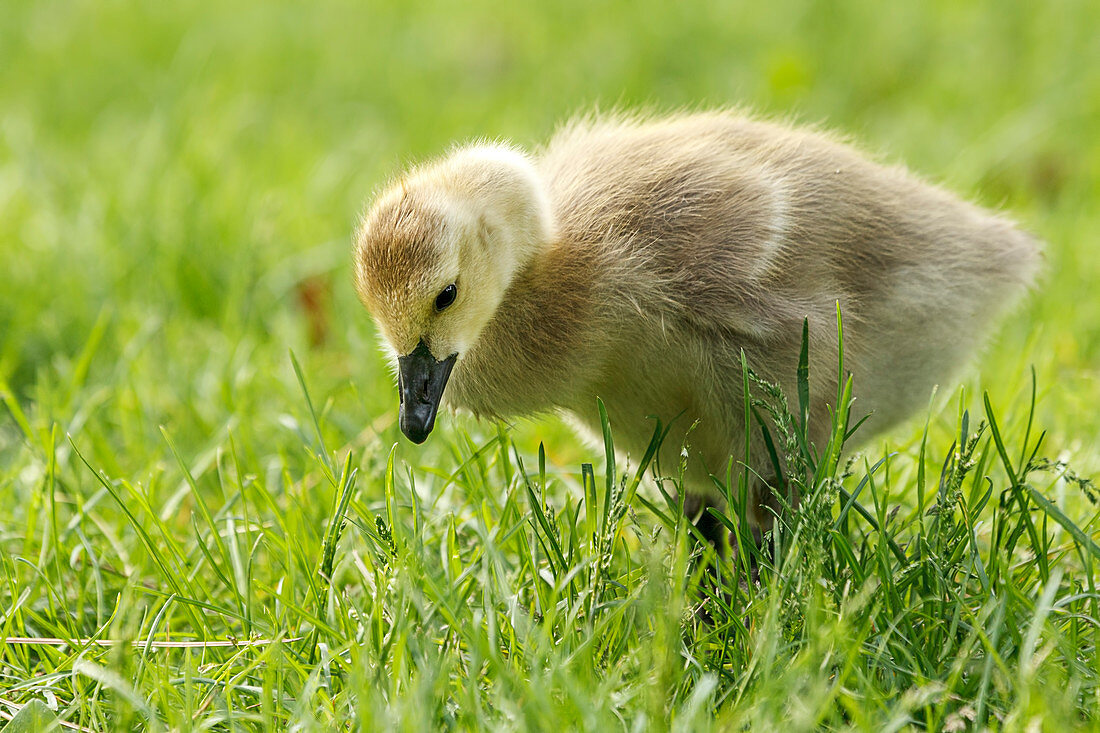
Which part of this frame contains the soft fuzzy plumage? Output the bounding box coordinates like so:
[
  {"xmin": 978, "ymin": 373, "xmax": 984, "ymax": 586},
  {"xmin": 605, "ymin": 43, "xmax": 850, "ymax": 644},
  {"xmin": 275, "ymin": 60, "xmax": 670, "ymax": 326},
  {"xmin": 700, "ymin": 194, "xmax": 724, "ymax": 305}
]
[{"xmin": 354, "ymin": 110, "xmax": 1040, "ymax": 527}]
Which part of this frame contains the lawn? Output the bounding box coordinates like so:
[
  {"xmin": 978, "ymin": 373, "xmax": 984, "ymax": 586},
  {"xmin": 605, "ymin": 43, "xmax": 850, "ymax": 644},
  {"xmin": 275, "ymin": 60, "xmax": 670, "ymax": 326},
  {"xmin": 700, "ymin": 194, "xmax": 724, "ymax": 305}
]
[{"xmin": 2, "ymin": 0, "xmax": 1099, "ymax": 729}]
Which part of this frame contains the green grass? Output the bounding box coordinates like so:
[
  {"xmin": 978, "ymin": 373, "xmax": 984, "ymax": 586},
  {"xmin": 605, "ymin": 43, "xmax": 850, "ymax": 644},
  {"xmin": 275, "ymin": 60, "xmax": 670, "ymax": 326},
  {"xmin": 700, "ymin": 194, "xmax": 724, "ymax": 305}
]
[{"xmin": 2, "ymin": 0, "xmax": 1099, "ymax": 729}]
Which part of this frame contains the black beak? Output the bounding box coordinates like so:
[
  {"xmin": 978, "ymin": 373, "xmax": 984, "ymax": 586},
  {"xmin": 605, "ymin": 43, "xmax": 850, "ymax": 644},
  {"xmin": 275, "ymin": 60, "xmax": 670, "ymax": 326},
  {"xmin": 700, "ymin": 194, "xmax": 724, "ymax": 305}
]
[{"xmin": 397, "ymin": 339, "xmax": 457, "ymax": 443}]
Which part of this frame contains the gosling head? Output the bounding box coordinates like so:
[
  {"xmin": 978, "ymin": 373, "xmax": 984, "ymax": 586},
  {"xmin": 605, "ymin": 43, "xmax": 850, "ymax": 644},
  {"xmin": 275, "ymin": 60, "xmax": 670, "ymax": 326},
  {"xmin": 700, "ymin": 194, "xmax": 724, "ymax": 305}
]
[{"xmin": 354, "ymin": 143, "xmax": 553, "ymax": 443}]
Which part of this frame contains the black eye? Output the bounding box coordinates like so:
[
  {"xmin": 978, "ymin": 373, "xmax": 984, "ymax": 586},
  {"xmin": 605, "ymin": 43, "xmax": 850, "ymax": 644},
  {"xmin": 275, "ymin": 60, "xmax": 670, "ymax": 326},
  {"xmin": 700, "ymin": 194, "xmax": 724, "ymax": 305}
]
[{"xmin": 434, "ymin": 283, "xmax": 457, "ymax": 311}]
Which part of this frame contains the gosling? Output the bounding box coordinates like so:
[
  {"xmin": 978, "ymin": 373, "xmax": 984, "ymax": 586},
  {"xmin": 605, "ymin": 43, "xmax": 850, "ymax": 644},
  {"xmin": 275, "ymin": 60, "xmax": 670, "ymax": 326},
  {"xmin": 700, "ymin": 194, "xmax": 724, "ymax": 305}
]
[{"xmin": 353, "ymin": 110, "xmax": 1040, "ymax": 540}]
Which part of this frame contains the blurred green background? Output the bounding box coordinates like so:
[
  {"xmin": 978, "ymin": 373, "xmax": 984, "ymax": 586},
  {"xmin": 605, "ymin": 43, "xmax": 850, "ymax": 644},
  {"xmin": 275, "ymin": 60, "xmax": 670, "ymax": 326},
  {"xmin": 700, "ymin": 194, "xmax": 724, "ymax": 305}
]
[{"xmin": 2, "ymin": 0, "xmax": 1098, "ymax": 495}]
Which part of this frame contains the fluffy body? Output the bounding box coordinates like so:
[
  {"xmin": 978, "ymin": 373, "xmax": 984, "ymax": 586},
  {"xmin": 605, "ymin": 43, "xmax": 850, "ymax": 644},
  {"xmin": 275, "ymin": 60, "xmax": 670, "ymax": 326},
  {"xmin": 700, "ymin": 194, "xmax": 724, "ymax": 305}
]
[{"xmin": 355, "ymin": 110, "xmax": 1040, "ymax": 519}]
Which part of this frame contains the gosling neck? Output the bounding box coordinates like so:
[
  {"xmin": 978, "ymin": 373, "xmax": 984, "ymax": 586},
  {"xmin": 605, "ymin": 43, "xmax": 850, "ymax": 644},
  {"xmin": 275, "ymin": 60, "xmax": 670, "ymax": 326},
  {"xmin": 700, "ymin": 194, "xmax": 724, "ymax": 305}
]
[{"xmin": 448, "ymin": 232, "xmax": 602, "ymax": 421}]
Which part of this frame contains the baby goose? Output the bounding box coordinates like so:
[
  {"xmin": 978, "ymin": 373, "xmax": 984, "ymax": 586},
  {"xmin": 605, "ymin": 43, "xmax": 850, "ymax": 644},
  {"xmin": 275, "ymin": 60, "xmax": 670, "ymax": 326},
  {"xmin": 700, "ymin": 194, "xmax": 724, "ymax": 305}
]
[{"xmin": 354, "ymin": 110, "xmax": 1039, "ymax": 538}]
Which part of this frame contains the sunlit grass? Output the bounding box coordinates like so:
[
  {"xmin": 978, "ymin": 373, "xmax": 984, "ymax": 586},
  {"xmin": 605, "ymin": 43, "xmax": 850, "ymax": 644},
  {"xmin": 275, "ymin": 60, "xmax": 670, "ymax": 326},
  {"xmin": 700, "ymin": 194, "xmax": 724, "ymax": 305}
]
[{"xmin": 2, "ymin": 0, "xmax": 1099, "ymax": 729}]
